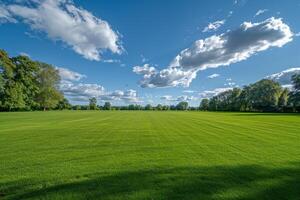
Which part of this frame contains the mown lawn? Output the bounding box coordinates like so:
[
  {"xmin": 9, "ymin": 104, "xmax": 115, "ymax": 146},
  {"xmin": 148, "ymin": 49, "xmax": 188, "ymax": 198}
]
[{"xmin": 0, "ymin": 111, "xmax": 299, "ymax": 200}]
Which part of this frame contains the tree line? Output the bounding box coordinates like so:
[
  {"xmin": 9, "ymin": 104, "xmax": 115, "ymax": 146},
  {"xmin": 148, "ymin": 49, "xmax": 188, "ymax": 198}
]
[
  {"xmin": 199, "ymin": 77, "xmax": 300, "ymax": 112},
  {"xmin": 1, "ymin": 49, "xmax": 300, "ymax": 112},
  {"xmin": 81, "ymin": 99, "xmax": 191, "ymax": 111}
]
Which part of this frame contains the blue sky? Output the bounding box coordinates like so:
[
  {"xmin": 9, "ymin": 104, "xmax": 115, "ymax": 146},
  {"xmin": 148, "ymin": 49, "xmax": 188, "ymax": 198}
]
[{"xmin": 1, "ymin": 0, "xmax": 300, "ymax": 106}]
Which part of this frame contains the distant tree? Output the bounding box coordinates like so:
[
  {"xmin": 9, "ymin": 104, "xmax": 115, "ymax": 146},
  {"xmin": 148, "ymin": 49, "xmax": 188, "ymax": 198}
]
[
  {"xmin": 162, "ymin": 105, "xmax": 170, "ymax": 110},
  {"xmin": 176, "ymin": 101, "xmax": 189, "ymax": 110},
  {"xmin": 73, "ymin": 105, "xmax": 81, "ymax": 110},
  {"xmin": 89, "ymin": 97, "xmax": 98, "ymax": 110},
  {"xmin": 288, "ymin": 74, "xmax": 300, "ymax": 112},
  {"xmin": 128, "ymin": 104, "xmax": 135, "ymax": 110},
  {"xmin": 156, "ymin": 104, "xmax": 163, "ymax": 110},
  {"xmin": 36, "ymin": 63, "xmax": 63, "ymax": 111},
  {"xmin": 170, "ymin": 105, "xmax": 176, "ymax": 110},
  {"xmin": 103, "ymin": 101, "xmax": 111, "ymax": 110},
  {"xmin": 208, "ymin": 97, "xmax": 218, "ymax": 111},
  {"xmin": 199, "ymin": 98, "xmax": 209, "ymax": 111},
  {"xmin": 238, "ymin": 86, "xmax": 252, "ymax": 111},
  {"xmin": 278, "ymin": 88, "xmax": 289, "ymax": 107},
  {"xmin": 56, "ymin": 98, "xmax": 71, "ymax": 110},
  {"xmin": 145, "ymin": 104, "xmax": 152, "ymax": 110}
]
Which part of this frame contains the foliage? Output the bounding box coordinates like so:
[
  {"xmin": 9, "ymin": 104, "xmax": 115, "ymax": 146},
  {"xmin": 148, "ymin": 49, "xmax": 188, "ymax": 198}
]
[
  {"xmin": 36, "ymin": 62, "xmax": 63, "ymax": 110},
  {"xmin": 176, "ymin": 101, "xmax": 189, "ymax": 110},
  {"xmin": 103, "ymin": 101, "xmax": 111, "ymax": 110},
  {"xmin": 0, "ymin": 50, "xmax": 64, "ymax": 111},
  {"xmin": 201, "ymin": 78, "xmax": 300, "ymax": 113},
  {"xmin": 89, "ymin": 97, "xmax": 98, "ymax": 110}
]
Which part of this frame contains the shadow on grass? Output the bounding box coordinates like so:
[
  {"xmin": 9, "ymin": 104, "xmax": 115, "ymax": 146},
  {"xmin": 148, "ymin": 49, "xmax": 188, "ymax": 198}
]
[{"xmin": 2, "ymin": 163, "xmax": 300, "ymax": 200}]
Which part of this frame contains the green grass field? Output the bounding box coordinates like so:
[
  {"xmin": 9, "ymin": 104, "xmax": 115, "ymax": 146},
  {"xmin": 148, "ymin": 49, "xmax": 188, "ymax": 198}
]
[{"xmin": 0, "ymin": 111, "xmax": 300, "ymax": 200}]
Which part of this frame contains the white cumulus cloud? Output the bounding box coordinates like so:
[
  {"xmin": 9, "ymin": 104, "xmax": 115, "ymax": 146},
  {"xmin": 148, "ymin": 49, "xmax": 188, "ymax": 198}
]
[
  {"xmin": 1, "ymin": 0, "xmax": 122, "ymax": 61},
  {"xmin": 57, "ymin": 67, "xmax": 86, "ymax": 81},
  {"xmin": 266, "ymin": 67, "xmax": 300, "ymax": 85},
  {"xmin": 199, "ymin": 87, "xmax": 233, "ymax": 98},
  {"xmin": 60, "ymin": 80, "xmax": 141, "ymax": 104},
  {"xmin": 134, "ymin": 17, "xmax": 294, "ymax": 88},
  {"xmin": 0, "ymin": 5, "xmax": 17, "ymax": 23}
]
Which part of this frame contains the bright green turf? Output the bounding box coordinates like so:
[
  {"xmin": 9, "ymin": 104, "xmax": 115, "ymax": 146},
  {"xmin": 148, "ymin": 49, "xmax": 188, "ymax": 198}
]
[{"xmin": 0, "ymin": 111, "xmax": 300, "ymax": 200}]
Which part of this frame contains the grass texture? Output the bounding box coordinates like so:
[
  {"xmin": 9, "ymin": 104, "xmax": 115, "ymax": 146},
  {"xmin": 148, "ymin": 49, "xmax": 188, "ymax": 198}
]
[{"xmin": 0, "ymin": 111, "xmax": 300, "ymax": 199}]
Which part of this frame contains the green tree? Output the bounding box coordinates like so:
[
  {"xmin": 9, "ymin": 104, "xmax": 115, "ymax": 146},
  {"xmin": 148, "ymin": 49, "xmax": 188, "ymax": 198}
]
[
  {"xmin": 176, "ymin": 101, "xmax": 189, "ymax": 110},
  {"xmin": 248, "ymin": 79, "xmax": 283, "ymax": 112},
  {"xmin": 12, "ymin": 56, "xmax": 40, "ymax": 110},
  {"xmin": 36, "ymin": 63, "xmax": 63, "ymax": 111},
  {"xmin": 0, "ymin": 50, "xmax": 25, "ymax": 111},
  {"xmin": 156, "ymin": 104, "xmax": 163, "ymax": 110},
  {"xmin": 89, "ymin": 97, "xmax": 98, "ymax": 110},
  {"xmin": 199, "ymin": 98, "xmax": 209, "ymax": 111},
  {"xmin": 238, "ymin": 86, "xmax": 252, "ymax": 111},
  {"xmin": 288, "ymin": 74, "xmax": 300, "ymax": 111},
  {"xmin": 57, "ymin": 98, "xmax": 71, "ymax": 110},
  {"xmin": 145, "ymin": 104, "xmax": 152, "ymax": 110},
  {"xmin": 162, "ymin": 105, "xmax": 170, "ymax": 110},
  {"xmin": 278, "ymin": 88, "xmax": 289, "ymax": 108},
  {"xmin": 103, "ymin": 101, "xmax": 111, "ymax": 110}
]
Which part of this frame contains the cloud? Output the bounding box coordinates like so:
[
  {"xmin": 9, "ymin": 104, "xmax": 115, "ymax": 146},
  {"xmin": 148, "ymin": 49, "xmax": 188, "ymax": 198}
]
[
  {"xmin": 202, "ymin": 20, "xmax": 225, "ymax": 32},
  {"xmin": 133, "ymin": 65, "xmax": 197, "ymax": 88},
  {"xmin": 224, "ymin": 82, "xmax": 236, "ymax": 86},
  {"xmin": 182, "ymin": 90, "xmax": 195, "ymax": 93},
  {"xmin": 160, "ymin": 95, "xmax": 195, "ymax": 102},
  {"xmin": 57, "ymin": 67, "xmax": 86, "ymax": 81},
  {"xmin": 133, "ymin": 64, "xmax": 157, "ymax": 77},
  {"xmin": 199, "ymin": 87, "xmax": 233, "ymax": 98},
  {"xmin": 20, "ymin": 52, "xmax": 30, "ymax": 57},
  {"xmin": 60, "ymin": 81, "xmax": 105, "ymax": 98},
  {"xmin": 106, "ymin": 89, "xmax": 142, "ymax": 103},
  {"xmin": 266, "ymin": 67, "xmax": 300, "ymax": 85},
  {"xmin": 207, "ymin": 73, "xmax": 220, "ymax": 79},
  {"xmin": 1, "ymin": 0, "xmax": 122, "ymax": 61},
  {"xmin": 134, "ymin": 17, "xmax": 293, "ymax": 88},
  {"xmin": 60, "ymin": 81, "xmax": 141, "ymax": 103},
  {"xmin": 254, "ymin": 9, "xmax": 268, "ymax": 17},
  {"xmin": 102, "ymin": 59, "xmax": 121, "ymax": 63},
  {"xmin": 0, "ymin": 5, "xmax": 17, "ymax": 23}
]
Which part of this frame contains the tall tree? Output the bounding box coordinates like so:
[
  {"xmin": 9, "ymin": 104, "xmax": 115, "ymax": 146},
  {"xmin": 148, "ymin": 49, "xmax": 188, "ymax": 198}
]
[
  {"xmin": 248, "ymin": 79, "xmax": 283, "ymax": 112},
  {"xmin": 145, "ymin": 104, "xmax": 152, "ymax": 110},
  {"xmin": 176, "ymin": 101, "xmax": 189, "ymax": 110},
  {"xmin": 36, "ymin": 62, "xmax": 63, "ymax": 111},
  {"xmin": 89, "ymin": 97, "xmax": 98, "ymax": 110},
  {"xmin": 103, "ymin": 101, "xmax": 111, "ymax": 110},
  {"xmin": 156, "ymin": 104, "xmax": 163, "ymax": 110},
  {"xmin": 199, "ymin": 98, "xmax": 209, "ymax": 111},
  {"xmin": 238, "ymin": 86, "xmax": 252, "ymax": 111},
  {"xmin": 288, "ymin": 74, "xmax": 300, "ymax": 111},
  {"xmin": 12, "ymin": 55, "xmax": 40, "ymax": 110},
  {"xmin": 278, "ymin": 88, "xmax": 289, "ymax": 108},
  {"xmin": 0, "ymin": 50, "xmax": 25, "ymax": 111}
]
